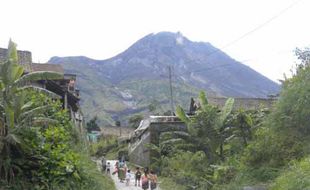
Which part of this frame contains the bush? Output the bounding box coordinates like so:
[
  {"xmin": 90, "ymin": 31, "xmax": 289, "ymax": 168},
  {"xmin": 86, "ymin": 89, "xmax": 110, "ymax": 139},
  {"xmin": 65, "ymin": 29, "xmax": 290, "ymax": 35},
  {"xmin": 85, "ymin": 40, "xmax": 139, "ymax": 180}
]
[
  {"xmin": 0, "ymin": 93, "xmax": 115, "ymax": 190},
  {"xmin": 270, "ymin": 157, "xmax": 310, "ymax": 190},
  {"xmin": 161, "ymin": 151, "xmax": 213, "ymax": 190}
]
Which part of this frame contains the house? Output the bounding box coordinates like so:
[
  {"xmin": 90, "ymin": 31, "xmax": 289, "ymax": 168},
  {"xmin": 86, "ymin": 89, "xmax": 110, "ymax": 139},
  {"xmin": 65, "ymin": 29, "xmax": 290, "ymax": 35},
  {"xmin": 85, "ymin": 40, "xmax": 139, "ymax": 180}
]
[{"xmin": 0, "ymin": 48, "xmax": 84, "ymax": 132}]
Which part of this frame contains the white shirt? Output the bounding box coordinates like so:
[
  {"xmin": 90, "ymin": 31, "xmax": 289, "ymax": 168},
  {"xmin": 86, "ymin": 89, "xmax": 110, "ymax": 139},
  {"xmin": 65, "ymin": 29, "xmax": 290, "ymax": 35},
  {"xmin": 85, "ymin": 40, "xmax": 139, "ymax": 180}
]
[
  {"xmin": 126, "ymin": 172, "xmax": 131, "ymax": 180},
  {"xmin": 106, "ymin": 163, "xmax": 111, "ymax": 169}
]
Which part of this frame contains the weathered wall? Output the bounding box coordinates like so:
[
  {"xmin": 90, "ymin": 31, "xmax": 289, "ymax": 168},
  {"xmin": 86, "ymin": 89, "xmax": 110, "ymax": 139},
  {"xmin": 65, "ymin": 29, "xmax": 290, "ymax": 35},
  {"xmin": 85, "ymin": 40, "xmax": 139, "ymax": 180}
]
[
  {"xmin": 128, "ymin": 121, "xmax": 186, "ymax": 167},
  {"xmin": 208, "ymin": 97, "xmax": 276, "ymax": 110},
  {"xmin": 0, "ymin": 48, "xmax": 32, "ymax": 65},
  {"xmin": 128, "ymin": 130, "xmax": 151, "ymax": 167}
]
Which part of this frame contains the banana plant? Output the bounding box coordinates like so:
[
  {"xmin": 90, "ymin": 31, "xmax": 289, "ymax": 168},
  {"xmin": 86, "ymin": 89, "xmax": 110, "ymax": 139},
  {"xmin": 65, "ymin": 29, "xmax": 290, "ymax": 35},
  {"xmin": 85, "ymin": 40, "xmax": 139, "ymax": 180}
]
[
  {"xmin": 0, "ymin": 40, "xmax": 63, "ymax": 183},
  {"xmin": 176, "ymin": 91, "xmax": 234, "ymax": 162}
]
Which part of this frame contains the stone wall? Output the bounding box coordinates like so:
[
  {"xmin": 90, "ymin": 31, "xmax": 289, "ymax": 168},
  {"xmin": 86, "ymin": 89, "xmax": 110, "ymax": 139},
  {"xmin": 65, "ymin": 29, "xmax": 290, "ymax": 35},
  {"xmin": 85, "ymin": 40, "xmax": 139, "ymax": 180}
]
[{"xmin": 0, "ymin": 48, "xmax": 32, "ymax": 65}]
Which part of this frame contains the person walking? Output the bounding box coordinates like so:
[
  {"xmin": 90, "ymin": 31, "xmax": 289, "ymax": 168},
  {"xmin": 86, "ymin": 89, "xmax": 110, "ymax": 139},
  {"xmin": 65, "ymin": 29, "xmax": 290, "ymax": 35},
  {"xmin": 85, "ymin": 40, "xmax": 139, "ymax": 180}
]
[
  {"xmin": 149, "ymin": 170, "xmax": 158, "ymax": 190},
  {"xmin": 112, "ymin": 161, "xmax": 119, "ymax": 177},
  {"xmin": 125, "ymin": 169, "xmax": 131, "ymax": 186},
  {"xmin": 118, "ymin": 161, "xmax": 126, "ymax": 183},
  {"xmin": 101, "ymin": 157, "xmax": 106, "ymax": 173},
  {"xmin": 106, "ymin": 162, "xmax": 111, "ymax": 175},
  {"xmin": 135, "ymin": 167, "xmax": 142, "ymax": 187},
  {"xmin": 141, "ymin": 172, "xmax": 149, "ymax": 190}
]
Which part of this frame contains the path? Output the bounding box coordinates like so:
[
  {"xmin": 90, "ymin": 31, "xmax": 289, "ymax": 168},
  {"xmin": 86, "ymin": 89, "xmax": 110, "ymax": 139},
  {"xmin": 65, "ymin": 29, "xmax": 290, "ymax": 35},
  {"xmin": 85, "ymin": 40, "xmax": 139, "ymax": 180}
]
[
  {"xmin": 95, "ymin": 159, "xmax": 160, "ymax": 190},
  {"xmin": 109, "ymin": 160, "xmax": 142, "ymax": 190}
]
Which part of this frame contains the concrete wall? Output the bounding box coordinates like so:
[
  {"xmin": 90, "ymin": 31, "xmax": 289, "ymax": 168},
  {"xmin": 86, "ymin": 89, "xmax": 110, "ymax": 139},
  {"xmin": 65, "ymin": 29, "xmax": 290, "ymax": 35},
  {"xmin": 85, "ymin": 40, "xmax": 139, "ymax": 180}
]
[
  {"xmin": 128, "ymin": 121, "xmax": 186, "ymax": 167},
  {"xmin": 128, "ymin": 130, "xmax": 151, "ymax": 167},
  {"xmin": 208, "ymin": 97, "xmax": 276, "ymax": 110}
]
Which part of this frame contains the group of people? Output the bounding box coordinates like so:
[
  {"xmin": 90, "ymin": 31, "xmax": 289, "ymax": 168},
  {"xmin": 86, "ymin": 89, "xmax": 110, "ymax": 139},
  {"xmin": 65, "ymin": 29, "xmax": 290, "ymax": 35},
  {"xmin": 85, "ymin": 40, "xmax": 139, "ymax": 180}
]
[
  {"xmin": 103, "ymin": 157, "xmax": 158, "ymax": 190},
  {"xmin": 113, "ymin": 160, "xmax": 127, "ymax": 183},
  {"xmin": 135, "ymin": 167, "xmax": 158, "ymax": 190}
]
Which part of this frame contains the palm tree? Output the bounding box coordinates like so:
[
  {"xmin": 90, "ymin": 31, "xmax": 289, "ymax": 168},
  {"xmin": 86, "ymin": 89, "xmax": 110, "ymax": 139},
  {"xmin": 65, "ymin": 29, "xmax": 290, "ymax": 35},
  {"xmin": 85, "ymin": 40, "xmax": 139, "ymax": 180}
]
[{"xmin": 0, "ymin": 40, "xmax": 63, "ymax": 183}]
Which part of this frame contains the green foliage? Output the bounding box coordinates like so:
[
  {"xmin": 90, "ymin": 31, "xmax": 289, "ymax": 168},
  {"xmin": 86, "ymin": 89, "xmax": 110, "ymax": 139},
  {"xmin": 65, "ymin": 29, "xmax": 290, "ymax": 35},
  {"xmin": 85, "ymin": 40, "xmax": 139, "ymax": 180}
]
[
  {"xmin": 158, "ymin": 92, "xmax": 240, "ymax": 189},
  {"xmin": 86, "ymin": 116, "xmax": 100, "ymax": 132},
  {"xmin": 228, "ymin": 109, "xmax": 253, "ymax": 146},
  {"xmin": 176, "ymin": 91, "xmax": 235, "ymax": 161},
  {"xmin": 128, "ymin": 114, "xmax": 143, "ymax": 129},
  {"xmin": 219, "ymin": 98, "xmax": 234, "ymax": 126},
  {"xmin": 241, "ymin": 51, "xmax": 310, "ymax": 170},
  {"xmin": 270, "ymin": 157, "xmax": 310, "ymax": 190},
  {"xmin": 0, "ymin": 40, "xmax": 63, "ymax": 185},
  {"xmin": 0, "ymin": 41, "xmax": 115, "ymax": 189},
  {"xmin": 176, "ymin": 105, "xmax": 190, "ymax": 123},
  {"xmin": 89, "ymin": 135, "xmax": 118, "ymax": 157},
  {"xmin": 161, "ymin": 151, "xmax": 213, "ymax": 190},
  {"xmin": 217, "ymin": 48, "xmax": 310, "ymax": 189},
  {"xmin": 160, "ymin": 177, "xmax": 187, "ymax": 190},
  {"xmin": 90, "ymin": 135, "xmax": 128, "ymax": 163},
  {"xmin": 198, "ymin": 91, "xmax": 208, "ymax": 110},
  {"xmin": 160, "ymin": 91, "xmax": 275, "ymax": 189}
]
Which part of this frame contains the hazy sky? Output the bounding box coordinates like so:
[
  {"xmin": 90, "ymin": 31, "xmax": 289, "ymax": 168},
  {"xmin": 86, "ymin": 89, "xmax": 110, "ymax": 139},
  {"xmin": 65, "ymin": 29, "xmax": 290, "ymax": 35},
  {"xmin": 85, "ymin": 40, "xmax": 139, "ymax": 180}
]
[{"xmin": 1, "ymin": 0, "xmax": 309, "ymax": 82}]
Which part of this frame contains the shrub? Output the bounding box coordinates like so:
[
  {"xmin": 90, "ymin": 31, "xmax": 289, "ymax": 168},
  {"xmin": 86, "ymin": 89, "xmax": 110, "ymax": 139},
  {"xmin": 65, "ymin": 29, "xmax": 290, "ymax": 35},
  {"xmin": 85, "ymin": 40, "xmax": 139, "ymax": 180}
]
[{"xmin": 270, "ymin": 157, "xmax": 310, "ymax": 190}]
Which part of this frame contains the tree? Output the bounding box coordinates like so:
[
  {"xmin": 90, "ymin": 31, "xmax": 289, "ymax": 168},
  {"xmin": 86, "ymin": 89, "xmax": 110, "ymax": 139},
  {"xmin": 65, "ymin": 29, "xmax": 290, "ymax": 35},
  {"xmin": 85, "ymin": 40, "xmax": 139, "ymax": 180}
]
[
  {"xmin": 0, "ymin": 40, "xmax": 63, "ymax": 184},
  {"xmin": 86, "ymin": 116, "xmax": 100, "ymax": 132},
  {"xmin": 239, "ymin": 47, "xmax": 310, "ymax": 183},
  {"xmin": 176, "ymin": 91, "xmax": 234, "ymax": 162}
]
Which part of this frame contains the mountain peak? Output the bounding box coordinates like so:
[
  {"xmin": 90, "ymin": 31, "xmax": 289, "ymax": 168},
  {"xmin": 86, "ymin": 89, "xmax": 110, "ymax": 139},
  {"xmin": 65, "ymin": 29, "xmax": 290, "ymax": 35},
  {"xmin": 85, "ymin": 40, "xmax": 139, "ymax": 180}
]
[
  {"xmin": 153, "ymin": 31, "xmax": 183, "ymax": 37},
  {"xmin": 134, "ymin": 31, "xmax": 188, "ymax": 48},
  {"xmin": 49, "ymin": 31, "xmax": 280, "ymax": 98}
]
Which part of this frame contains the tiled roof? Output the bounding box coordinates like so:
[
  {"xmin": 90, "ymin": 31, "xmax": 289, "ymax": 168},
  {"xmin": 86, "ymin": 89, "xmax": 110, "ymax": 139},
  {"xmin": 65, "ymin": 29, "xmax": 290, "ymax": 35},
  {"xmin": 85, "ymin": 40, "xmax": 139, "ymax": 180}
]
[{"xmin": 31, "ymin": 63, "xmax": 64, "ymax": 74}]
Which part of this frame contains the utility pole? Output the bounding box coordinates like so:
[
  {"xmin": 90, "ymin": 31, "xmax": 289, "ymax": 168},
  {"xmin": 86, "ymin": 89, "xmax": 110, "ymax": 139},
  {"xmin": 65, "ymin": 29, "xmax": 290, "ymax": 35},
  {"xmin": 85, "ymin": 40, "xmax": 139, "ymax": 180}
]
[
  {"xmin": 168, "ymin": 66, "xmax": 174, "ymax": 115},
  {"xmin": 115, "ymin": 120, "xmax": 121, "ymax": 137}
]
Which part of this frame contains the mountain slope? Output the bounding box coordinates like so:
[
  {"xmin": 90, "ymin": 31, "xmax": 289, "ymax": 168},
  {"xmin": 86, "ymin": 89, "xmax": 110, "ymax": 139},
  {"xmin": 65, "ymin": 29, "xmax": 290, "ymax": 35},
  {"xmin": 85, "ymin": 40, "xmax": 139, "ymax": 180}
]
[{"xmin": 49, "ymin": 32, "xmax": 279, "ymax": 124}]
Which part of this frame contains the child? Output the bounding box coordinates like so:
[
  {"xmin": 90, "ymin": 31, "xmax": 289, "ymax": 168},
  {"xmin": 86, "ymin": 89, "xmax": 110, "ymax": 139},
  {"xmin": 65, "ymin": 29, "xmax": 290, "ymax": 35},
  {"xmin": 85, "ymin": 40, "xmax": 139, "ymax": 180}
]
[
  {"xmin": 135, "ymin": 167, "xmax": 142, "ymax": 186},
  {"xmin": 125, "ymin": 169, "xmax": 131, "ymax": 186},
  {"xmin": 106, "ymin": 162, "xmax": 111, "ymax": 175}
]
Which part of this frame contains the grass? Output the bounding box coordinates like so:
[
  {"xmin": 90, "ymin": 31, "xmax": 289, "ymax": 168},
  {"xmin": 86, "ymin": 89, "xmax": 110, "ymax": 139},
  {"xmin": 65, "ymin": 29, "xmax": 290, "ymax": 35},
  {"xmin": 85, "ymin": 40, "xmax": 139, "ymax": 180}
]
[{"xmin": 159, "ymin": 177, "xmax": 186, "ymax": 190}]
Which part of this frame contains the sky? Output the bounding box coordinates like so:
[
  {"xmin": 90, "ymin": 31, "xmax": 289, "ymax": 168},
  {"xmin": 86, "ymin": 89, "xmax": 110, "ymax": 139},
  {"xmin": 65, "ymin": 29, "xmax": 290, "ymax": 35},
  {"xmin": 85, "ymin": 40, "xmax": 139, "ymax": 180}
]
[{"xmin": 1, "ymin": 0, "xmax": 309, "ymax": 82}]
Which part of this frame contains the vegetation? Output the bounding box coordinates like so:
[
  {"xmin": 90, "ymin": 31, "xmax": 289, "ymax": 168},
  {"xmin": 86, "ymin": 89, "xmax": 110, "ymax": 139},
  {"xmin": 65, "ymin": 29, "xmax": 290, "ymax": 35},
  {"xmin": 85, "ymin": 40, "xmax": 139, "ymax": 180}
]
[
  {"xmin": 149, "ymin": 47, "xmax": 310, "ymax": 190},
  {"xmin": 128, "ymin": 114, "xmax": 143, "ymax": 129},
  {"xmin": 86, "ymin": 116, "xmax": 101, "ymax": 132},
  {"xmin": 89, "ymin": 135, "xmax": 118, "ymax": 158},
  {"xmin": 0, "ymin": 41, "xmax": 115, "ymax": 190}
]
